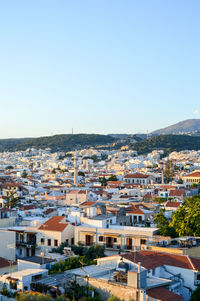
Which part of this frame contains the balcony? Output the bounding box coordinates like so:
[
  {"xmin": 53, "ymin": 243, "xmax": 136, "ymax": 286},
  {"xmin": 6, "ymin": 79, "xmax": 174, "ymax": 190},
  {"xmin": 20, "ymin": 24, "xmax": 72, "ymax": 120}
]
[{"xmin": 16, "ymin": 240, "xmax": 37, "ymax": 248}]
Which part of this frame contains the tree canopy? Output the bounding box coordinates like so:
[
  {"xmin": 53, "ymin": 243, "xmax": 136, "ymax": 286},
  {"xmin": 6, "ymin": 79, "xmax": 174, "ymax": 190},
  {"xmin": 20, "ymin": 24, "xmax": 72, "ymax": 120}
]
[{"xmin": 171, "ymin": 195, "xmax": 200, "ymax": 237}]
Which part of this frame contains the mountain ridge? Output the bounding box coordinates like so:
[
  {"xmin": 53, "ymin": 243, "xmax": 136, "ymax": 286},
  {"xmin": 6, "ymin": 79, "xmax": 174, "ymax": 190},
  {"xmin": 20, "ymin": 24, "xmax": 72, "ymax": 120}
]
[
  {"xmin": 151, "ymin": 119, "xmax": 200, "ymax": 136},
  {"xmin": 0, "ymin": 134, "xmax": 116, "ymax": 152}
]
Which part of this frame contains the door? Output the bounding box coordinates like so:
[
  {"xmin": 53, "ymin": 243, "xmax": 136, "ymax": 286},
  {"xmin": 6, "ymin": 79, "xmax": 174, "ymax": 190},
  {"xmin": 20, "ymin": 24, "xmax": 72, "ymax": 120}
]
[
  {"xmin": 85, "ymin": 235, "xmax": 93, "ymax": 246},
  {"xmin": 106, "ymin": 237, "xmax": 113, "ymax": 248},
  {"xmin": 126, "ymin": 238, "xmax": 132, "ymax": 250}
]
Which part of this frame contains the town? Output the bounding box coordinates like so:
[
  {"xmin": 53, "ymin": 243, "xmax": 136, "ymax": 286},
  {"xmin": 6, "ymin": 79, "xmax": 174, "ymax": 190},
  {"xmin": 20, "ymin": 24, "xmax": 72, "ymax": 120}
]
[{"xmin": 0, "ymin": 146, "xmax": 200, "ymax": 301}]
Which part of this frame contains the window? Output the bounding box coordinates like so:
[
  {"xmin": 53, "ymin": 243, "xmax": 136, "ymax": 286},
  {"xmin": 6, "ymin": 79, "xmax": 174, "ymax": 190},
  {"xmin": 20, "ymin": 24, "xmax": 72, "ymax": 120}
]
[
  {"xmin": 71, "ymin": 238, "xmax": 74, "ymax": 245},
  {"xmin": 54, "ymin": 240, "xmax": 58, "ymax": 247},
  {"xmin": 113, "ymin": 238, "xmax": 117, "ymax": 243},
  {"xmin": 41, "ymin": 238, "xmax": 45, "ymax": 245},
  {"xmin": 99, "ymin": 236, "xmax": 104, "ymax": 242},
  {"xmin": 66, "ymin": 239, "xmax": 69, "ymax": 245},
  {"xmin": 48, "ymin": 239, "xmax": 51, "ymax": 246},
  {"xmin": 141, "ymin": 239, "xmax": 146, "ymax": 245}
]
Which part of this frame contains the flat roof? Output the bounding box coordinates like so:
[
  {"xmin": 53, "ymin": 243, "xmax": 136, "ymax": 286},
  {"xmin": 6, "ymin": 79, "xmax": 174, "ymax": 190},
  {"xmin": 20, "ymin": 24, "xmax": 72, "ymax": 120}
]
[
  {"xmin": 66, "ymin": 265, "xmax": 112, "ymax": 277},
  {"xmin": 18, "ymin": 256, "xmax": 55, "ymax": 264},
  {"xmin": 3, "ymin": 269, "xmax": 48, "ymax": 278}
]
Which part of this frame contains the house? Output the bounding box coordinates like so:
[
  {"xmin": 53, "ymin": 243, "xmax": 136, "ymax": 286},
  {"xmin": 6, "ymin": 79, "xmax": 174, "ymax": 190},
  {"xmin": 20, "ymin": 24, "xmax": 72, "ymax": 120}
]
[
  {"xmin": 0, "ymin": 269, "xmax": 48, "ymax": 291},
  {"xmin": 0, "ymin": 208, "xmax": 16, "ymax": 228},
  {"xmin": 18, "ymin": 256, "xmax": 56, "ymax": 271},
  {"xmin": 94, "ymin": 250, "xmax": 200, "ymax": 300},
  {"xmin": 75, "ymin": 224, "xmax": 159, "ymax": 250},
  {"xmin": 183, "ymin": 171, "xmax": 200, "ymax": 186},
  {"xmin": 0, "ymin": 230, "xmax": 16, "ymax": 261},
  {"xmin": 37, "ymin": 216, "xmax": 74, "ymax": 249},
  {"xmin": 124, "ymin": 173, "xmax": 153, "ymax": 185},
  {"xmin": 65, "ymin": 190, "xmax": 95, "ymax": 206},
  {"xmin": 8, "ymin": 227, "xmax": 38, "ymax": 258},
  {"xmin": 0, "ymin": 257, "xmax": 17, "ymax": 275},
  {"xmin": 163, "ymin": 201, "xmax": 182, "ymax": 211},
  {"xmin": 168, "ymin": 189, "xmax": 189, "ymax": 200}
]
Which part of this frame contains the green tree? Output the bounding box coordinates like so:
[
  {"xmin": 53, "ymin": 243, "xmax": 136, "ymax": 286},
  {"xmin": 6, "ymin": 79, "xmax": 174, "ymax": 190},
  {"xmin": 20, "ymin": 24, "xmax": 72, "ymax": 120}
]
[
  {"xmin": 107, "ymin": 296, "xmax": 123, "ymax": 301},
  {"xmin": 154, "ymin": 211, "xmax": 176, "ymax": 237},
  {"xmin": 163, "ymin": 160, "xmax": 174, "ymax": 183},
  {"xmin": 191, "ymin": 286, "xmax": 200, "ymax": 301},
  {"xmin": 78, "ymin": 171, "xmax": 85, "ymax": 177},
  {"xmin": 107, "ymin": 175, "xmax": 118, "ymax": 181},
  {"xmin": 177, "ymin": 178, "xmax": 183, "ymax": 184},
  {"xmin": 99, "ymin": 176, "xmax": 107, "ymax": 186},
  {"xmin": 6, "ymin": 165, "xmax": 14, "ymax": 170},
  {"xmin": 22, "ymin": 170, "xmax": 28, "ymax": 178},
  {"xmin": 170, "ymin": 195, "xmax": 200, "ymax": 237}
]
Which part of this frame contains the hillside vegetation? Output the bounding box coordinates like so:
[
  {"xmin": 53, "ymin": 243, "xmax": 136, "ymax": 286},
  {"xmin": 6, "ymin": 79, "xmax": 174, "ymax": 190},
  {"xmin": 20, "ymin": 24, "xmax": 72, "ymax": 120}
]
[
  {"xmin": 0, "ymin": 134, "xmax": 116, "ymax": 152},
  {"xmin": 132, "ymin": 134, "xmax": 200, "ymax": 154}
]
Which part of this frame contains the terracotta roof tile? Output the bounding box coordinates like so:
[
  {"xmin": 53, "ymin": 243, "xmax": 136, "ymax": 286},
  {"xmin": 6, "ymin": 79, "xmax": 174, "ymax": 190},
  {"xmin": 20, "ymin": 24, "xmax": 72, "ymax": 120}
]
[
  {"xmin": 169, "ymin": 190, "xmax": 185, "ymax": 197},
  {"xmin": 121, "ymin": 250, "xmax": 200, "ymax": 271},
  {"xmin": 147, "ymin": 287, "xmax": 183, "ymax": 301},
  {"xmin": 165, "ymin": 201, "xmax": 182, "ymax": 208},
  {"xmin": 126, "ymin": 209, "xmax": 145, "ymax": 215},
  {"xmin": 124, "ymin": 173, "xmax": 149, "ymax": 179},
  {"xmin": 184, "ymin": 172, "xmax": 200, "ymax": 178},
  {"xmin": 39, "ymin": 216, "xmax": 69, "ymax": 232}
]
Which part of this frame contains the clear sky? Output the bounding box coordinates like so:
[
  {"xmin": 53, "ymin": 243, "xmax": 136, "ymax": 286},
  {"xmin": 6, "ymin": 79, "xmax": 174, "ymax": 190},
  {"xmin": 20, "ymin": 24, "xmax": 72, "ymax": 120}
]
[{"xmin": 0, "ymin": 0, "xmax": 200, "ymax": 138}]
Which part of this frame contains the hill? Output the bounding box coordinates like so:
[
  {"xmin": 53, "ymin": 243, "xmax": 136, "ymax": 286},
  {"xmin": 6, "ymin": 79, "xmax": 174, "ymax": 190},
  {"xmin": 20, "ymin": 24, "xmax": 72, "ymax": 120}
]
[
  {"xmin": 0, "ymin": 134, "xmax": 116, "ymax": 152},
  {"xmin": 151, "ymin": 119, "xmax": 200, "ymax": 136},
  {"xmin": 132, "ymin": 134, "xmax": 200, "ymax": 154}
]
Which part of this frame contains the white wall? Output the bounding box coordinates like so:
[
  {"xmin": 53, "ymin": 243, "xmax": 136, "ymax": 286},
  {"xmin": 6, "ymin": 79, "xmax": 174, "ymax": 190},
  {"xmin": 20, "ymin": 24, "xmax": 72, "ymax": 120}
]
[{"xmin": 0, "ymin": 230, "xmax": 16, "ymax": 261}]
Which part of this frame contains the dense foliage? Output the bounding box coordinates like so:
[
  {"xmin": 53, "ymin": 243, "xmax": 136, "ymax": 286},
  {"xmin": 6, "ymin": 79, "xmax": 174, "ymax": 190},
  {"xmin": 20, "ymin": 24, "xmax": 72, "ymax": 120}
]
[
  {"xmin": 171, "ymin": 195, "xmax": 200, "ymax": 237},
  {"xmin": 191, "ymin": 286, "xmax": 200, "ymax": 301},
  {"xmin": 72, "ymin": 244, "xmax": 105, "ymax": 260},
  {"xmin": 132, "ymin": 134, "xmax": 200, "ymax": 154},
  {"xmin": 0, "ymin": 134, "xmax": 116, "ymax": 152},
  {"xmin": 15, "ymin": 282, "xmax": 103, "ymax": 301},
  {"xmin": 50, "ymin": 244, "xmax": 105, "ymax": 274},
  {"xmin": 154, "ymin": 195, "xmax": 200, "ymax": 237},
  {"xmin": 15, "ymin": 291, "xmax": 125, "ymax": 301},
  {"xmin": 154, "ymin": 211, "xmax": 176, "ymax": 237},
  {"xmin": 49, "ymin": 256, "xmax": 97, "ymax": 274}
]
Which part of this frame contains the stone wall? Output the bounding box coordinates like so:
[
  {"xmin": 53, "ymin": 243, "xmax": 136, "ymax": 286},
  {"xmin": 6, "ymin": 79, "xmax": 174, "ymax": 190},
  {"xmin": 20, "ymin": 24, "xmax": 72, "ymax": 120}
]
[{"xmin": 77, "ymin": 276, "xmax": 138, "ymax": 301}]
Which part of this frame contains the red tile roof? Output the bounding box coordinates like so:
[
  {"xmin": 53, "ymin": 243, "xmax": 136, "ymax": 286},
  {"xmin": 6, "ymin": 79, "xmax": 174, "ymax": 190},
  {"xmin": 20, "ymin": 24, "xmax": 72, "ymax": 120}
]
[
  {"xmin": 20, "ymin": 205, "xmax": 37, "ymax": 211},
  {"xmin": 0, "ymin": 257, "xmax": 13, "ymax": 269},
  {"xmin": 68, "ymin": 190, "xmax": 87, "ymax": 194},
  {"xmin": 165, "ymin": 201, "xmax": 182, "ymax": 208},
  {"xmin": 39, "ymin": 216, "xmax": 69, "ymax": 232},
  {"xmin": 147, "ymin": 287, "xmax": 183, "ymax": 301},
  {"xmin": 184, "ymin": 172, "xmax": 200, "ymax": 178},
  {"xmin": 126, "ymin": 209, "xmax": 145, "ymax": 215},
  {"xmin": 80, "ymin": 201, "xmax": 96, "ymax": 207},
  {"xmin": 121, "ymin": 251, "xmax": 200, "ymax": 271},
  {"xmin": 124, "ymin": 173, "xmax": 149, "ymax": 179},
  {"xmin": 169, "ymin": 190, "xmax": 185, "ymax": 197}
]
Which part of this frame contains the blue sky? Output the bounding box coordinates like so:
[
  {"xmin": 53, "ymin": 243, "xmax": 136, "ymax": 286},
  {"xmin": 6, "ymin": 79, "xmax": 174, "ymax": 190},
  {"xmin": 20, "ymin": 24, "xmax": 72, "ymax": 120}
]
[{"xmin": 0, "ymin": 0, "xmax": 200, "ymax": 138}]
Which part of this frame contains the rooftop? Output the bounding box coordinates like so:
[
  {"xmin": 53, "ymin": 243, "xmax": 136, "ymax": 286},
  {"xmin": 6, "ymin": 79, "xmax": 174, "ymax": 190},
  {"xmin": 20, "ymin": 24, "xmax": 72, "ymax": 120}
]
[{"xmin": 18, "ymin": 256, "xmax": 55, "ymax": 264}]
